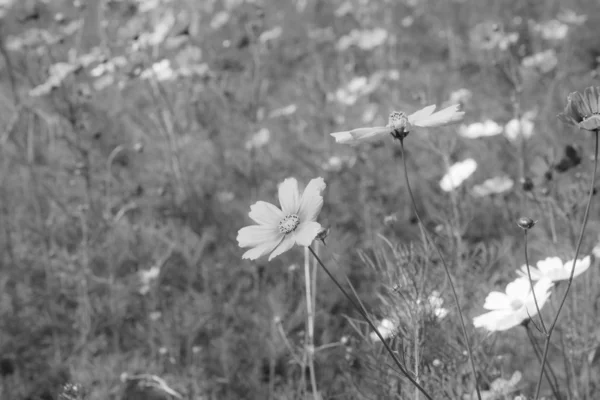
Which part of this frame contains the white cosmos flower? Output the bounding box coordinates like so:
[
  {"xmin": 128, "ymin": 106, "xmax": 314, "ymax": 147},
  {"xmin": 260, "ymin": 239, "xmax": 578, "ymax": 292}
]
[
  {"xmin": 522, "ymin": 49, "xmax": 558, "ymax": 74},
  {"xmin": 517, "ymin": 256, "xmax": 591, "ymax": 282},
  {"xmin": 504, "ymin": 111, "xmax": 536, "ymax": 142},
  {"xmin": 331, "ymin": 104, "xmax": 465, "ymax": 145},
  {"xmin": 369, "ymin": 318, "xmax": 397, "ymax": 341},
  {"xmin": 427, "ymin": 291, "xmax": 449, "ymax": 319},
  {"xmin": 473, "ymin": 277, "xmax": 553, "ymax": 332},
  {"xmin": 458, "ymin": 120, "xmax": 503, "ymax": 139},
  {"xmin": 472, "ymin": 176, "xmax": 514, "ymax": 197},
  {"xmin": 439, "ymin": 158, "xmax": 477, "ymax": 192},
  {"xmin": 237, "ymin": 177, "xmax": 325, "ymax": 261}
]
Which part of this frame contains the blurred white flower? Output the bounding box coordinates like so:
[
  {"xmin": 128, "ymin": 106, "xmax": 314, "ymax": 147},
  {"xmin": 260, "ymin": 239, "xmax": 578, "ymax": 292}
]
[
  {"xmin": 245, "ymin": 128, "xmax": 271, "ymax": 150},
  {"xmin": 210, "ymin": 11, "xmax": 230, "ymax": 30},
  {"xmin": 427, "ymin": 291, "xmax": 449, "ymax": 319},
  {"xmin": 473, "ymin": 277, "xmax": 553, "ymax": 331},
  {"xmin": 504, "ymin": 111, "xmax": 536, "ymax": 141},
  {"xmin": 459, "ymin": 120, "xmax": 503, "ymax": 139},
  {"xmin": 522, "ymin": 49, "xmax": 558, "ymax": 74},
  {"xmin": 268, "ymin": 104, "xmax": 297, "ymax": 119},
  {"xmin": 140, "ymin": 59, "xmax": 175, "ymax": 81},
  {"xmin": 370, "ymin": 318, "xmax": 397, "ymax": 341},
  {"xmin": 518, "ymin": 256, "xmax": 591, "ymax": 282},
  {"xmin": 331, "ymin": 104, "xmax": 465, "ymax": 145},
  {"xmin": 334, "ymin": 1, "xmax": 353, "ymax": 17},
  {"xmin": 472, "ymin": 176, "xmax": 514, "ymax": 197},
  {"xmin": 216, "ymin": 191, "xmax": 235, "ymax": 203},
  {"xmin": 259, "ymin": 26, "xmax": 282, "ymax": 43},
  {"xmin": 322, "ymin": 156, "xmax": 343, "ymax": 172},
  {"xmin": 237, "ymin": 178, "xmax": 325, "ymax": 261},
  {"xmin": 448, "ymin": 88, "xmax": 472, "ymax": 106},
  {"xmin": 401, "ymin": 16, "xmax": 414, "ymax": 27},
  {"xmin": 139, "ymin": 266, "xmax": 160, "ymax": 295},
  {"xmin": 557, "ymin": 9, "xmax": 587, "ymax": 25},
  {"xmin": 439, "ymin": 158, "xmax": 477, "ymax": 192},
  {"xmin": 149, "ymin": 311, "xmax": 162, "ymax": 321},
  {"xmin": 336, "ymin": 28, "xmax": 388, "ymax": 51},
  {"xmin": 534, "ymin": 19, "xmax": 569, "ymax": 41}
]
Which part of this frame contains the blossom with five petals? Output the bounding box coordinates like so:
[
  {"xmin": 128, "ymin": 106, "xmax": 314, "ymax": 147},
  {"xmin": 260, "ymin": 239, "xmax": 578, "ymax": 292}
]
[
  {"xmin": 473, "ymin": 277, "xmax": 553, "ymax": 332},
  {"xmin": 330, "ymin": 104, "xmax": 464, "ymax": 145},
  {"xmin": 237, "ymin": 178, "xmax": 326, "ymax": 261},
  {"xmin": 517, "ymin": 256, "xmax": 591, "ymax": 282}
]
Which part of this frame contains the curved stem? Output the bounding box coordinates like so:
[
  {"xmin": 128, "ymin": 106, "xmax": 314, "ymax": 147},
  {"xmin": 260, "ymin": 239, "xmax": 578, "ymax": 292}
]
[
  {"xmin": 398, "ymin": 138, "xmax": 481, "ymax": 400},
  {"xmin": 308, "ymin": 246, "xmax": 434, "ymax": 400},
  {"xmin": 525, "ymin": 325, "xmax": 562, "ymax": 400},
  {"xmin": 534, "ymin": 130, "xmax": 599, "ymax": 400},
  {"xmin": 523, "ymin": 231, "xmax": 547, "ymax": 333}
]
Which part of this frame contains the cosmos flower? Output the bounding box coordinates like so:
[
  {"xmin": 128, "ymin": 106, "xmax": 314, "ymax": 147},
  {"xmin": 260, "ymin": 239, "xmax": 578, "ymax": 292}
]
[
  {"xmin": 522, "ymin": 49, "xmax": 558, "ymax": 74},
  {"xmin": 369, "ymin": 318, "xmax": 397, "ymax": 341},
  {"xmin": 473, "ymin": 277, "xmax": 553, "ymax": 332},
  {"xmin": 331, "ymin": 104, "xmax": 464, "ymax": 145},
  {"xmin": 558, "ymin": 86, "xmax": 600, "ymax": 131},
  {"xmin": 504, "ymin": 113, "xmax": 535, "ymax": 141},
  {"xmin": 426, "ymin": 291, "xmax": 449, "ymax": 319},
  {"xmin": 458, "ymin": 120, "xmax": 503, "ymax": 139},
  {"xmin": 237, "ymin": 177, "xmax": 325, "ymax": 261},
  {"xmin": 534, "ymin": 19, "xmax": 569, "ymax": 41},
  {"xmin": 472, "ymin": 176, "xmax": 514, "ymax": 197},
  {"xmin": 517, "ymin": 256, "xmax": 591, "ymax": 282},
  {"xmin": 439, "ymin": 158, "xmax": 477, "ymax": 192},
  {"xmin": 245, "ymin": 128, "xmax": 271, "ymax": 150}
]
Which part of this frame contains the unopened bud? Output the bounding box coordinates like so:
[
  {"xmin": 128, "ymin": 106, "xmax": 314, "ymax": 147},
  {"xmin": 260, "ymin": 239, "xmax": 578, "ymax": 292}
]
[
  {"xmin": 517, "ymin": 217, "xmax": 535, "ymax": 230},
  {"xmin": 316, "ymin": 226, "xmax": 330, "ymax": 243},
  {"xmin": 520, "ymin": 177, "xmax": 534, "ymax": 192}
]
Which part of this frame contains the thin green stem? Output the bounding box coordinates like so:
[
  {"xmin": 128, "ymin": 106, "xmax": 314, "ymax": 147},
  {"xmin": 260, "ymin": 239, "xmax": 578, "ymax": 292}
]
[
  {"xmin": 303, "ymin": 248, "xmax": 319, "ymax": 399},
  {"xmin": 398, "ymin": 138, "xmax": 481, "ymax": 400},
  {"xmin": 525, "ymin": 325, "xmax": 562, "ymax": 400},
  {"xmin": 534, "ymin": 130, "xmax": 599, "ymax": 400},
  {"xmin": 308, "ymin": 246, "xmax": 434, "ymax": 400},
  {"xmin": 523, "ymin": 231, "xmax": 547, "ymax": 333}
]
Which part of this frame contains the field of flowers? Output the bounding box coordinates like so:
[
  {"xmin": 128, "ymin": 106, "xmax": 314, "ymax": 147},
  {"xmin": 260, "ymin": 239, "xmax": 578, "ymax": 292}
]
[{"xmin": 1, "ymin": 0, "xmax": 600, "ymax": 399}]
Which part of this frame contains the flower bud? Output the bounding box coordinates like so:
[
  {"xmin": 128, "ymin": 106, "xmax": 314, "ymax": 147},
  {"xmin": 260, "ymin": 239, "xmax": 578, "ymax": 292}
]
[
  {"xmin": 316, "ymin": 226, "xmax": 330, "ymax": 243},
  {"xmin": 517, "ymin": 217, "xmax": 535, "ymax": 230},
  {"xmin": 520, "ymin": 177, "xmax": 534, "ymax": 192}
]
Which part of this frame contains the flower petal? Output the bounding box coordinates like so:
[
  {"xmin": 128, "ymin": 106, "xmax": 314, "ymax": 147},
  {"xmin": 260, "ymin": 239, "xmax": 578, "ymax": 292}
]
[
  {"xmin": 411, "ymin": 104, "xmax": 464, "ymax": 128},
  {"xmin": 473, "ymin": 309, "xmax": 525, "ymax": 331},
  {"xmin": 330, "ymin": 126, "xmax": 391, "ymax": 145},
  {"xmin": 585, "ymin": 86, "xmax": 599, "ymax": 114},
  {"xmin": 569, "ymin": 92, "xmax": 589, "ymax": 120},
  {"xmin": 482, "ymin": 292, "xmax": 511, "ymax": 310},
  {"xmin": 536, "ymin": 257, "xmax": 563, "ymax": 274},
  {"xmin": 516, "ymin": 265, "xmax": 543, "ymax": 281},
  {"xmin": 407, "ymin": 105, "xmax": 436, "ymax": 122},
  {"xmin": 557, "ymin": 111, "xmax": 577, "ymax": 126},
  {"xmin": 522, "ymin": 278, "xmax": 553, "ymax": 315},
  {"xmin": 237, "ymin": 225, "xmax": 282, "ymax": 248},
  {"xmin": 242, "ymin": 237, "xmax": 284, "ymax": 260},
  {"xmin": 278, "ymin": 178, "xmax": 300, "ymax": 215},
  {"xmin": 579, "ymin": 115, "xmax": 600, "ymax": 131},
  {"xmin": 294, "ymin": 221, "xmax": 322, "ymax": 246},
  {"xmin": 248, "ymin": 201, "xmax": 284, "ymax": 226},
  {"xmin": 562, "ymin": 256, "xmax": 591, "ymax": 279},
  {"xmin": 298, "ymin": 177, "xmax": 326, "ymax": 222},
  {"xmin": 505, "ymin": 277, "xmax": 531, "ymax": 302},
  {"xmin": 268, "ymin": 234, "xmax": 296, "ymax": 260}
]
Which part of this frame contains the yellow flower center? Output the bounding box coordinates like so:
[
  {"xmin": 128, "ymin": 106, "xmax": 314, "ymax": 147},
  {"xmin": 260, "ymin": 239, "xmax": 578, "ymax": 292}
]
[{"xmin": 279, "ymin": 214, "xmax": 300, "ymax": 234}]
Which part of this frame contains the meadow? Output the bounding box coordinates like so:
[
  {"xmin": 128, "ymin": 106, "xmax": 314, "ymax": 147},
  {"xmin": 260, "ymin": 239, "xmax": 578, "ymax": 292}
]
[{"xmin": 1, "ymin": 0, "xmax": 600, "ymax": 399}]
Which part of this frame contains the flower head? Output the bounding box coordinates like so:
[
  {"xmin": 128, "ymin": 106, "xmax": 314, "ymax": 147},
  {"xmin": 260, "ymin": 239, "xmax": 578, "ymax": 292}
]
[
  {"xmin": 558, "ymin": 86, "xmax": 600, "ymax": 131},
  {"xmin": 331, "ymin": 104, "xmax": 464, "ymax": 145},
  {"xmin": 517, "ymin": 256, "xmax": 591, "ymax": 282},
  {"xmin": 472, "ymin": 176, "xmax": 514, "ymax": 197},
  {"xmin": 439, "ymin": 158, "xmax": 477, "ymax": 192},
  {"xmin": 458, "ymin": 120, "xmax": 503, "ymax": 139},
  {"xmin": 369, "ymin": 318, "xmax": 397, "ymax": 341},
  {"xmin": 473, "ymin": 277, "xmax": 553, "ymax": 331},
  {"xmin": 237, "ymin": 178, "xmax": 326, "ymax": 261}
]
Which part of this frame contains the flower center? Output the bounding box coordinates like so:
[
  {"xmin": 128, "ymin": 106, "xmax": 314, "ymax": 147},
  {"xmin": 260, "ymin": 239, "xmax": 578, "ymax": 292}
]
[
  {"xmin": 387, "ymin": 111, "xmax": 411, "ymax": 139},
  {"xmin": 509, "ymin": 298, "xmax": 523, "ymax": 310},
  {"xmin": 279, "ymin": 214, "xmax": 300, "ymax": 234}
]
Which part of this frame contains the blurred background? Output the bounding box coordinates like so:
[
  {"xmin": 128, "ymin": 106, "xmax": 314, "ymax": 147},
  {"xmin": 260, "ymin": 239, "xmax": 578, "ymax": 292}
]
[{"xmin": 1, "ymin": 0, "xmax": 600, "ymax": 399}]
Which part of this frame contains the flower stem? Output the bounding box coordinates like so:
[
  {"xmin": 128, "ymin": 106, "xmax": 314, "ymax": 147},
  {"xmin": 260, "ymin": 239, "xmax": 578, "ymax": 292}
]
[
  {"xmin": 308, "ymin": 246, "xmax": 433, "ymax": 400},
  {"xmin": 525, "ymin": 325, "xmax": 562, "ymax": 400},
  {"xmin": 303, "ymin": 247, "xmax": 319, "ymax": 399},
  {"xmin": 534, "ymin": 130, "xmax": 599, "ymax": 400},
  {"xmin": 523, "ymin": 230, "xmax": 547, "ymax": 333},
  {"xmin": 398, "ymin": 138, "xmax": 481, "ymax": 400}
]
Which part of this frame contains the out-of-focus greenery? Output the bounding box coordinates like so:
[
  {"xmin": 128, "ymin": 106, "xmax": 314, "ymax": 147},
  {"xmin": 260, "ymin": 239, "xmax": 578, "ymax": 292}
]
[{"xmin": 1, "ymin": 0, "xmax": 600, "ymax": 399}]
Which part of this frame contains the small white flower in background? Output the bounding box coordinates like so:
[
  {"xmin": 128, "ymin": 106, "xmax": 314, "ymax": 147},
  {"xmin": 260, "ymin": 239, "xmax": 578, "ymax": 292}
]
[
  {"xmin": 427, "ymin": 291, "xmax": 449, "ymax": 319},
  {"xmin": 534, "ymin": 19, "xmax": 569, "ymax": 41},
  {"xmin": 139, "ymin": 266, "xmax": 160, "ymax": 295},
  {"xmin": 237, "ymin": 177, "xmax": 326, "ymax": 261},
  {"xmin": 473, "ymin": 277, "xmax": 553, "ymax": 332},
  {"xmin": 245, "ymin": 128, "xmax": 271, "ymax": 150},
  {"xmin": 259, "ymin": 26, "xmax": 282, "ymax": 44},
  {"xmin": 216, "ymin": 191, "xmax": 235, "ymax": 203},
  {"xmin": 447, "ymin": 88, "xmax": 472, "ymax": 106},
  {"xmin": 149, "ymin": 311, "xmax": 162, "ymax": 321},
  {"xmin": 369, "ymin": 318, "xmax": 397, "ymax": 341},
  {"xmin": 439, "ymin": 158, "xmax": 477, "ymax": 192},
  {"xmin": 268, "ymin": 104, "xmax": 297, "ymax": 119},
  {"xmin": 593, "ymin": 242, "xmax": 600, "ymax": 258},
  {"xmin": 331, "ymin": 104, "xmax": 465, "ymax": 145},
  {"xmin": 517, "ymin": 256, "xmax": 591, "ymax": 282},
  {"xmin": 362, "ymin": 103, "xmax": 378, "ymax": 124},
  {"xmin": 210, "ymin": 11, "xmax": 230, "ymax": 30},
  {"xmin": 458, "ymin": 120, "xmax": 503, "ymax": 139},
  {"xmin": 401, "ymin": 16, "xmax": 414, "ymax": 27},
  {"xmin": 140, "ymin": 59, "xmax": 175, "ymax": 81},
  {"xmin": 336, "ymin": 28, "xmax": 388, "ymax": 51},
  {"xmin": 472, "ymin": 176, "xmax": 514, "ymax": 197},
  {"xmin": 334, "ymin": 1, "xmax": 353, "ymax": 17},
  {"xmin": 557, "ymin": 9, "xmax": 587, "ymax": 25},
  {"xmin": 522, "ymin": 49, "xmax": 558, "ymax": 74},
  {"xmin": 463, "ymin": 371, "xmax": 522, "ymax": 400},
  {"xmin": 504, "ymin": 111, "xmax": 536, "ymax": 142}
]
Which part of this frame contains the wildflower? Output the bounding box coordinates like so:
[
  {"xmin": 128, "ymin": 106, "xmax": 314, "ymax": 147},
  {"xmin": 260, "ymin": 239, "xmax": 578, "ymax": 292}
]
[
  {"xmin": 558, "ymin": 86, "xmax": 600, "ymax": 131},
  {"xmin": 427, "ymin": 291, "xmax": 449, "ymax": 319},
  {"xmin": 139, "ymin": 266, "xmax": 160, "ymax": 295},
  {"xmin": 458, "ymin": 120, "xmax": 503, "ymax": 139},
  {"xmin": 522, "ymin": 49, "xmax": 558, "ymax": 74},
  {"xmin": 268, "ymin": 104, "xmax": 297, "ymax": 119},
  {"xmin": 473, "ymin": 277, "xmax": 553, "ymax": 331},
  {"xmin": 504, "ymin": 111, "xmax": 536, "ymax": 141},
  {"xmin": 245, "ymin": 128, "xmax": 270, "ymax": 150},
  {"xmin": 557, "ymin": 9, "xmax": 587, "ymax": 26},
  {"xmin": 447, "ymin": 88, "xmax": 472, "ymax": 106},
  {"xmin": 518, "ymin": 256, "xmax": 591, "ymax": 282},
  {"xmin": 331, "ymin": 105, "xmax": 464, "ymax": 145},
  {"xmin": 472, "ymin": 176, "xmax": 514, "ymax": 197},
  {"xmin": 259, "ymin": 26, "xmax": 282, "ymax": 43},
  {"xmin": 369, "ymin": 318, "xmax": 397, "ymax": 341},
  {"xmin": 534, "ymin": 19, "xmax": 569, "ymax": 41},
  {"xmin": 237, "ymin": 177, "xmax": 325, "ymax": 261},
  {"xmin": 516, "ymin": 217, "xmax": 535, "ymax": 230},
  {"xmin": 439, "ymin": 158, "xmax": 477, "ymax": 192}
]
